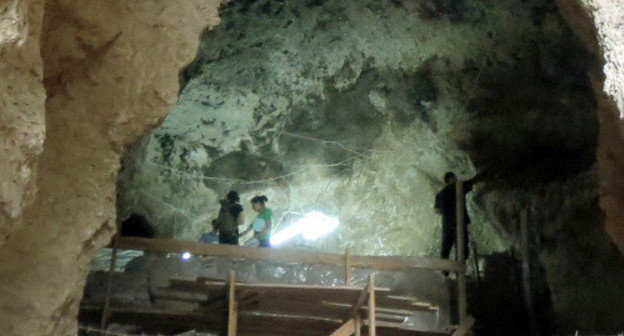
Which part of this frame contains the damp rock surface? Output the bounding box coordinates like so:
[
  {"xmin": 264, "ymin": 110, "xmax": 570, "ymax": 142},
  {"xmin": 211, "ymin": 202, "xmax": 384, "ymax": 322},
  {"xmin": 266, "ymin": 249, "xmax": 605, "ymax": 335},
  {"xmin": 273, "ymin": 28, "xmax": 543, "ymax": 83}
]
[
  {"xmin": 117, "ymin": 0, "xmax": 624, "ymax": 333},
  {"xmin": 0, "ymin": 0, "xmax": 45, "ymax": 242},
  {"xmin": 0, "ymin": 0, "xmax": 622, "ymax": 335},
  {"xmin": 0, "ymin": 1, "xmax": 223, "ymax": 335}
]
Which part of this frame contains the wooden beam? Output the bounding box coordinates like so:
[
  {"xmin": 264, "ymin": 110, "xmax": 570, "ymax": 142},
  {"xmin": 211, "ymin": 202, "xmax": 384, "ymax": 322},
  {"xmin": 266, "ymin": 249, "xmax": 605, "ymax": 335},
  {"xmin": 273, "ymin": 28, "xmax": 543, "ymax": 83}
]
[
  {"xmin": 368, "ymin": 273, "xmax": 376, "ymax": 336},
  {"xmin": 113, "ymin": 237, "xmax": 463, "ymax": 272},
  {"xmin": 344, "ymin": 246, "xmax": 352, "ymax": 286},
  {"xmin": 455, "ymin": 180, "xmax": 467, "ymax": 324},
  {"xmin": 328, "ymin": 319, "xmax": 355, "ymax": 336},
  {"xmin": 227, "ymin": 271, "xmax": 238, "ymax": 336},
  {"xmin": 451, "ymin": 315, "xmax": 476, "ymax": 336},
  {"xmin": 100, "ymin": 235, "xmax": 119, "ymax": 329},
  {"xmin": 169, "ymin": 278, "xmax": 391, "ymax": 305},
  {"xmin": 81, "ymin": 305, "xmax": 449, "ymax": 336},
  {"xmin": 345, "ymin": 275, "xmax": 373, "ymax": 322},
  {"xmin": 323, "ymin": 300, "xmax": 435, "ymax": 314},
  {"xmin": 354, "ymin": 315, "xmax": 362, "ymax": 336}
]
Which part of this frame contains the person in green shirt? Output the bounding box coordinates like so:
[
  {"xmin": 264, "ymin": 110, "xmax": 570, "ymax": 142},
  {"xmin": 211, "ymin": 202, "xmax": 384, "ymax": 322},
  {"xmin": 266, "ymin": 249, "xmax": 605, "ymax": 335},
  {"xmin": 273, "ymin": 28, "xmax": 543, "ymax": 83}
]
[{"xmin": 242, "ymin": 195, "xmax": 273, "ymax": 247}]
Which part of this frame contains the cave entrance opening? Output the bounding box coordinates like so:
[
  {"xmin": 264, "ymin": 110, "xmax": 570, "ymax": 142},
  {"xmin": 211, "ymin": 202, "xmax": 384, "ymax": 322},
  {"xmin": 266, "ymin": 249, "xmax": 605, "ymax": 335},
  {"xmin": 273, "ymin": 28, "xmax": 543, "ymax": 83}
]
[{"xmin": 92, "ymin": 0, "xmax": 624, "ymax": 335}]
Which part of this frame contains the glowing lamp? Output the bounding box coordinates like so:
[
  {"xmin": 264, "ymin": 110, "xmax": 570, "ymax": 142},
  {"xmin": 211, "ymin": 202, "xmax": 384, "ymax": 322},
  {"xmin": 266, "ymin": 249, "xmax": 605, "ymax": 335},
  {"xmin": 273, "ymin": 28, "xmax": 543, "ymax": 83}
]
[{"xmin": 270, "ymin": 211, "xmax": 339, "ymax": 246}]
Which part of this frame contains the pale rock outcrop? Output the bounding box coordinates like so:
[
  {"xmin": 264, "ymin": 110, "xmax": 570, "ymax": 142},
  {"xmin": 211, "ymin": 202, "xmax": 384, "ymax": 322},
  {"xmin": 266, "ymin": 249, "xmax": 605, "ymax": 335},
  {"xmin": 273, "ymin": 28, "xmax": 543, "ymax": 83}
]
[
  {"xmin": 558, "ymin": 0, "xmax": 624, "ymax": 255},
  {"xmin": 0, "ymin": 0, "xmax": 45, "ymax": 243},
  {"xmin": 0, "ymin": 0, "xmax": 622, "ymax": 335},
  {"xmin": 118, "ymin": 0, "xmax": 624, "ymax": 332},
  {"xmin": 0, "ymin": 1, "xmax": 222, "ymax": 335}
]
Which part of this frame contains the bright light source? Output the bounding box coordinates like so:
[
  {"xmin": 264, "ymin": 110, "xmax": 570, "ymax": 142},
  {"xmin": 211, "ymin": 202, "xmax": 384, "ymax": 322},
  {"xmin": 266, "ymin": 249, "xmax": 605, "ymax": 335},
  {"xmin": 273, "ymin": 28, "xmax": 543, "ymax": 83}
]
[
  {"xmin": 270, "ymin": 211, "xmax": 339, "ymax": 246},
  {"xmin": 181, "ymin": 252, "xmax": 191, "ymax": 260},
  {"xmin": 300, "ymin": 211, "xmax": 339, "ymax": 241}
]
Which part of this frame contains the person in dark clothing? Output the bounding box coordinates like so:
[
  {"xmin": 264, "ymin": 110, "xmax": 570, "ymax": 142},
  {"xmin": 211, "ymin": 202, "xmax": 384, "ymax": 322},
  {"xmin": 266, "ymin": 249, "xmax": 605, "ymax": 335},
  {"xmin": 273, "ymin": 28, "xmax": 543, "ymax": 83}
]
[
  {"xmin": 212, "ymin": 191, "xmax": 244, "ymax": 245},
  {"xmin": 434, "ymin": 172, "xmax": 477, "ymax": 260},
  {"xmin": 120, "ymin": 213, "xmax": 156, "ymax": 238}
]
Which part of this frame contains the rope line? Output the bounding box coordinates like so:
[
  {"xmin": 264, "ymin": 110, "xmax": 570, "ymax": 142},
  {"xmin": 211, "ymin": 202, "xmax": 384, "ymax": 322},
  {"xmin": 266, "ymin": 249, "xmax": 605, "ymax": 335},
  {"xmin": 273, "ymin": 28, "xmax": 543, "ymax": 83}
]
[
  {"xmin": 146, "ymin": 154, "xmax": 359, "ymax": 186},
  {"xmin": 279, "ymin": 131, "xmax": 369, "ymax": 158}
]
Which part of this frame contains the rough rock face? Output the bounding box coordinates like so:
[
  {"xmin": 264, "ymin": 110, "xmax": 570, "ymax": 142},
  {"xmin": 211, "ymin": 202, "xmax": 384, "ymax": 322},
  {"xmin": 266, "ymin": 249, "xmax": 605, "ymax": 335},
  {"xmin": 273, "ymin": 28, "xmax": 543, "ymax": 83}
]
[
  {"xmin": 557, "ymin": 0, "xmax": 624, "ymax": 255},
  {"xmin": 0, "ymin": 0, "xmax": 621, "ymax": 335},
  {"xmin": 0, "ymin": 0, "xmax": 45, "ymax": 243},
  {"xmin": 0, "ymin": 1, "xmax": 222, "ymax": 335},
  {"xmin": 117, "ymin": 0, "xmax": 624, "ymax": 332}
]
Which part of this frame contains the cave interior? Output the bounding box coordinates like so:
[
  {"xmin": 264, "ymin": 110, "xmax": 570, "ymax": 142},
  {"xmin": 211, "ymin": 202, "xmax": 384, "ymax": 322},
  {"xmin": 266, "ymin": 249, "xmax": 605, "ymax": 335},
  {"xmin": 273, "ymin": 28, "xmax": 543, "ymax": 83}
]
[{"xmin": 1, "ymin": 0, "xmax": 623, "ymax": 336}]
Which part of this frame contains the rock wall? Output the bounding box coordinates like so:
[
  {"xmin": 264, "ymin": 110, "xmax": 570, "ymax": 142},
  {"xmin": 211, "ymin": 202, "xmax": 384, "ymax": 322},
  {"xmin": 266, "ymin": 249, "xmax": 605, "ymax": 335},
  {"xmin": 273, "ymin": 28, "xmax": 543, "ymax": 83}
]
[
  {"xmin": 0, "ymin": 1, "xmax": 222, "ymax": 335},
  {"xmin": 558, "ymin": 0, "xmax": 624, "ymax": 255},
  {"xmin": 0, "ymin": 0, "xmax": 45, "ymax": 244},
  {"xmin": 0, "ymin": 0, "xmax": 622, "ymax": 335},
  {"xmin": 117, "ymin": 0, "xmax": 624, "ymax": 332}
]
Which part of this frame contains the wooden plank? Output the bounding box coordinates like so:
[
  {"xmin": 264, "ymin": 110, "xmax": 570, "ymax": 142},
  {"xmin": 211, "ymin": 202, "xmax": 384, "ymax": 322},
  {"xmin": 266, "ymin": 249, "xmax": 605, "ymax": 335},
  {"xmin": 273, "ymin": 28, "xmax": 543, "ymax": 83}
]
[
  {"xmin": 345, "ymin": 275, "xmax": 372, "ymax": 322},
  {"xmin": 232, "ymin": 295, "xmax": 419, "ymax": 321},
  {"xmin": 248, "ymin": 297, "xmax": 349, "ymax": 318},
  {"xmin": 100, "ymin": 235, "xmax": 119, "ymax": 329},
  {"xmin": 368, "ymin": 273, "xmax": 376, "ymax": 336},
  {"xmin": 354, "ymin": 315, "xmax": 362, "ymax": 336},
  {"xmin": 451, "ymin": 315, "xmax": 475, "ymax": 336},
  {"xmin": 329, "ymin": 319, "xmax": 356, "ymax": 336},
  {"xmin": 455, "ymin": 180, "xmax": 467, "ymax": 324},
  {"xmin": 383, "ymin": 295, "xmax": 439, "ymax": 311},
  {"xmin": 228, "ymin": 271, "xmax": 237, "ymax": 336},
  {"xmin": 114, "ymin": 237, "xmax": 463, "ymax": 272},
  {"xmin": 165, "ymin": 278, "xmax": 435, "ymax": 315},
  {"xmin": 344, "ymin": 246, "xmax": 352, "ymax": 285},
  {"xmin": 168, "ymin": 278, "xmax": 390, "ymax": 304},
  {"xmin": 80, "ymin": 305, "xmax": 449, "ymax": 336},
  {"xmin": 323, "ymin": 301, "xmax": 433, "ymax": 314}
]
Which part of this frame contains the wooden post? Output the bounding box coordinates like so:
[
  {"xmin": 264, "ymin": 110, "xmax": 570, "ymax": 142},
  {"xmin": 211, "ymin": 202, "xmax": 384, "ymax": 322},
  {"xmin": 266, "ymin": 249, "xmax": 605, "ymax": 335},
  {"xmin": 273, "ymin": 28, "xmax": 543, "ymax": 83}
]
[
  {"xmin": 344, "ymin": 246, "xmax": 352, "ymax": 286},
  {"xmin": 227, "ymin": 270, "xmax": 238, "ymax": 336},
  {"xmin": 345, "ymin": 275, "xmax": 372, "ymax": 322},
  {"xmin": 328, "ymin": 319, "xmax": 356, "ymax": 336},
  {"xmin": 520, "ymin": 211, "xmax": 539, "ymax": 336},
  {"xmin": 367, "ymin": 273, "xmax": 376, "ymax": 336},
  {"xmin": 471, "ymin": 241, "xmax": 481, "ymax": 286},
  {"xmin": 455, "ymin": 180, "xmax": 467, "ymax": 324},
  {"xmin": 100, "ymin": 234, "xmax": 119, "ymax": 329},
  {"xmin": 451, "ymin": 315, "xmax": 476, "ymax": 336},
  {"xmin": 354, "ymin": 315, "xmax": 362, "ymax": 336}
]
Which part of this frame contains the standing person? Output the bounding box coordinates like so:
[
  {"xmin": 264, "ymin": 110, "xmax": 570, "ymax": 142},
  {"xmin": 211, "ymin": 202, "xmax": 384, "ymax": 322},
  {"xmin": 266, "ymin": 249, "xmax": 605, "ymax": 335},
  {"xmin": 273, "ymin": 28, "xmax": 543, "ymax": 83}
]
[
  {"xmin": 434, "ymin": 172, "xmax": 479, "ymax": 261},
  {"xmin": 212, "ymin": 191, "xmax": 244, "ymax": 245},
  {"xmin": 242, "ymin": 196, "xmax": 273, "ymax": 248}
]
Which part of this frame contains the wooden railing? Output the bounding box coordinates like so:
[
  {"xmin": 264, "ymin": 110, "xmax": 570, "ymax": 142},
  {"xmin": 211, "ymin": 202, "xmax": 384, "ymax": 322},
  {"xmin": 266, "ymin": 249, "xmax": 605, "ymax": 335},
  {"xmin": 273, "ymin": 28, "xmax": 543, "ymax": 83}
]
[
  {"xmin": 112, "ymin": 237, "xmax": 464, "ymax": 273},
  {"xmin": 99, "ymin": 180, "xmax": 472, "ymax": 333}
]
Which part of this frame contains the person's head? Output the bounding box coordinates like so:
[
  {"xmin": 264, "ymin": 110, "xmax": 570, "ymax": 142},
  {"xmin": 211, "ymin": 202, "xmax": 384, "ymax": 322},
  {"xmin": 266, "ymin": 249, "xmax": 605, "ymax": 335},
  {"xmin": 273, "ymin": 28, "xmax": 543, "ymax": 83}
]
[
  {"xmin": 251, "ymin": 195, "xmax": 268, "ymax": 212},
  {"xmin": 444, "ymin": 172, "xmax": 457, "ymax": 185},
  {"xmin": 226, "ymin": 191, "xmax": 240, "ymax": 203}
]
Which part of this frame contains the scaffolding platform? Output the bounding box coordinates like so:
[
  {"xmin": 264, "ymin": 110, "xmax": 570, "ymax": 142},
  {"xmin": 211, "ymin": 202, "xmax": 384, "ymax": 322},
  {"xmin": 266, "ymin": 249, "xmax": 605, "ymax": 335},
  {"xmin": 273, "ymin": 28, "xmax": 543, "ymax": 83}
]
[{"xmin": 81, "ymin": 237, "xmax": 474, "ymax": 336}]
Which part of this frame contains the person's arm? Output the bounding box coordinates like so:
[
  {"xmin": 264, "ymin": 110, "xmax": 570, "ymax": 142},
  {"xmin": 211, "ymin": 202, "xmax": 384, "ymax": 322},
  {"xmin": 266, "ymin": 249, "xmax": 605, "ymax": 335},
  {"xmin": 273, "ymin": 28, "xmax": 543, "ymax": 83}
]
[
  {"xmin": 237, "ymin": 211, "xmax": 245, "ymax": 227},
  {"xmin": 434, "ymin": 193, "xmax": 442, "ymax": 215},
  {"xmin": 465, "ymin": 170, "xmax": 487, "ymax": 191},
  {"xmin": 463, "ymin": 179, "xmax": 475, "ymax": 193},
  {"xmin": 240, "ymin": 224, "xmax": 253, "ymax": 237}
]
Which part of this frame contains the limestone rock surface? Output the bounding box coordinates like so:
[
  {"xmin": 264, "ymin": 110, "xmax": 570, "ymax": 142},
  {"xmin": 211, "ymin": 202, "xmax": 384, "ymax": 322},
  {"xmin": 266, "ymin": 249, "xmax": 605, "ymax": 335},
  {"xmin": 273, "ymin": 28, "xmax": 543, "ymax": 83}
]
[
  {"xmin": 0, "ymin": 0, "xmax": 45, "ymax": 243},
  {"xmin": 0, "ymin": 1, "xmax": 222, "ymax": 335},
  {"xmin": 0, "ymin": 0, "xmax": 622, "ymax": 335},
  {"xmin": 557, "ymin": 0, "xmax": 624, "ymax": 255},
  {"xmin": 118, "ymin": 0, "xmax": 624, "ymax": 332}
]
